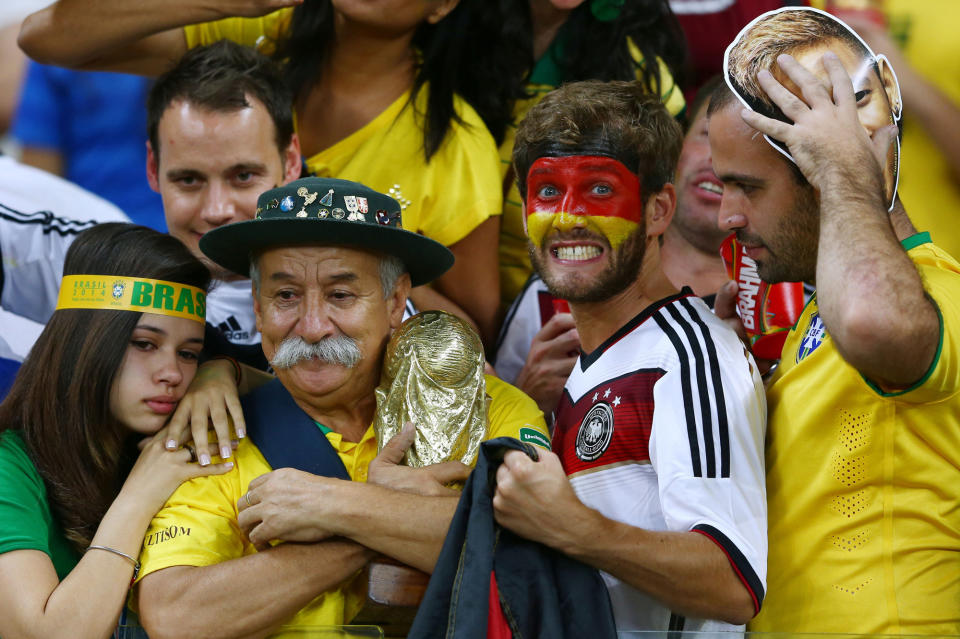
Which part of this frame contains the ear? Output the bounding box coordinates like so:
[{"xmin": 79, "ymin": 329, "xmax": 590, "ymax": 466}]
[
  {"xmin": 645, "ymin": 184, "xmax": 676, "ymax": 238},
  {"xmin": 146, "ymin": 141, "xmax": 160, "ymax": 193},
  {"xmin": 282, "ymin": 133, "xmax": 302, "ymax": 184},
  {"xmin": 388, "ymin": 273, "xmax": 412, "ymax": 329},
  {"xmin": 876, "ymin": 54, "xmax": 903, "ymax": 121},
  {"xmin": 426, "ymin": 0, "xmax": 460, "ymax": 24}
]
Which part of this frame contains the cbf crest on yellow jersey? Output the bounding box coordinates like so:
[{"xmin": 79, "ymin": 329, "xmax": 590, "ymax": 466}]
[{"xmin": 753, "ymin": 232, "xmax": 960, "ymax": 634}]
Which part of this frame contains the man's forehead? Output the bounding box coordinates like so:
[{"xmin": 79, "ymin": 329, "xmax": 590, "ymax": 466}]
[
  {"xmin": 528, "ymin": 155, "xmax": 635, "ymax": 177},
  {"xmin": 708, "ymin": 104, "xmax": 782, "ymax": 172},
  {"xmin": 260, "ymin": 245, "xmax": 382, "ymax": 276}
]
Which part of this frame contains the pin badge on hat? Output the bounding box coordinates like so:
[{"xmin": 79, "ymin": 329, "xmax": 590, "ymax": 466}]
[
  {"xmin": 357, "ymin": 197, "xmax": 368, "ymax": 214},
  {"xmin": 318, "ymin": 208, "xmax": 330, "ymax": 218},
  {"xmin": 297, "ymin": 187, "xmax": 318, "ymax": 218},
  {"xmin": 320, "ymin": 189, "xmax": 334, "ymax": 207},
  {"xmin": 332, "ymin": 207, "xmax": 346, "ymax": 219},
  {"xmin": 280, "ymin": 196, "xmax": 295, "ymax": 212},
  {"xmin": 269, "ymin": 199, "xmax": 280, "ymax": 210},
  {"xmin": 344, "ymin": 195, "xmax": 364, "ymax": 221}
]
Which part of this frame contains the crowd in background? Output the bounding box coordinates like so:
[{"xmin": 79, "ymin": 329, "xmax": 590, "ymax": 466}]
[{"xmin": 2, "ymin": 0, "xmax": 960, "ymax": 637}]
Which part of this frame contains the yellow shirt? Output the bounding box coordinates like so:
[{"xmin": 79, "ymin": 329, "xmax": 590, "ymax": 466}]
[
  {"xmin": 751, "ymin": 233, "xmax": 960, "ymax": 634},
  {"xmin": 497, "ymin": 53, "xmax": 686, "ymax": 307},
  {"xmin": 185, "ymin": 11, "xmax": 502, "ymax": 248},
  {"xmin": 136, "ymin": 375, "xmax": 548, "ymax": 631}
]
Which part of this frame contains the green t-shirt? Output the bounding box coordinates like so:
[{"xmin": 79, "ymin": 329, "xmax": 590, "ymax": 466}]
[{"xmin": 0, "ymin": 430, "xmax": 80, "ymax": 579}]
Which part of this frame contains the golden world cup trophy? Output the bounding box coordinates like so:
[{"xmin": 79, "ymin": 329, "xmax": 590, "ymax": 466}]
[{"xmin": 373, "ymin": 310, "xmax": 490, "ymax": 467}]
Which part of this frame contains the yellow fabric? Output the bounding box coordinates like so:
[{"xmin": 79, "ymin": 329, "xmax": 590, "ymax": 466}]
[
  {"xmin": 56, "ymin": 275, "xmax": 206, "ymax": 323},
  {"xmin": 137, "ymin": 375, "xmax": 548, "ymax": 629},
  {"xmin": 497, "ymin": 56, "xmax": 686, "ymax": 307},
  {"xmin": 885, "ymin": 0, "xmax": 960, "ymax": 259},
  {"xmin": 185, "ymin": 12, "xmax": 502, "ymax": 248},
  {"xmin": 750, "ymin": 236, "xmax": 960, "ymax": 634}
]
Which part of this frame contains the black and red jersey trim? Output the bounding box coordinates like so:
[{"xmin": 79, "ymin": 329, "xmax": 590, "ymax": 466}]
[
  {"xmin": 579, "ymin": 287, "xmax": 695, "ymax": 371},
  {"xmin": 692, "ymin": 524, "xmax": 765, "ymax": 614}
]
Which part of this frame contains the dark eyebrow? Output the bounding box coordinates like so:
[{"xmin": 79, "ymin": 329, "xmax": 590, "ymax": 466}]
[
  {"xmin": 134, "ymin": 325, "xmax": 203, "ymax": 345},
  {"xmin": 228, "ymin": 162, "xmax": 268, "ymax": 175},
  {"xmin": 135, "ymin": 325, "xmax": 167, "ymax": 336},
  {"xmin": 716, "ymin": 171, "xmax": 764, "ymax": 186},
  {"xmin": 166, "ymin": 168, "xmax": 203, "ymax": 181}
]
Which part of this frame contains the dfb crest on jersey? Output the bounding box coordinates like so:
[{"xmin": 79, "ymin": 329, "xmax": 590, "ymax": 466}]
[
  {"xmin": 796, "ymin": 311, "xmax": 826, "ymax": 363},
  {"xmin": 576, "ymin": 402, "xmax": 614, "ymax": 462}
]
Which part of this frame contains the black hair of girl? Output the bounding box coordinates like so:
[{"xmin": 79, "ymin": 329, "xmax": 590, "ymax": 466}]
[
  {"xmin": 516, "ymin": 0, "xmax": 688, "ymax": 97},
  {"xmin": 0, "ymin": 223, "xmax": 211, "ymax": 551},
  {"xmin": 273, "ymin": 0, "xmax": 527, "ymax": 160}
]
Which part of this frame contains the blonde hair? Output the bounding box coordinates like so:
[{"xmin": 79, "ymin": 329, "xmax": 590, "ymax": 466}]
[{"xmin": 726, "ymin": 9, "xmax": 873, "ymax": 116}]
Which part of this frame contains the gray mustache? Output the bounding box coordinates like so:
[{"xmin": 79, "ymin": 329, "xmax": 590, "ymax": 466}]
[{"xmin": 270, "ymin": 335, "xmax": 362, "ymax": 369}]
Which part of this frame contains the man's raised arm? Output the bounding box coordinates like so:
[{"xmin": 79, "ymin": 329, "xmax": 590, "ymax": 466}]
[{"xmin": 742, "ymin": 53, "xmax": 940, "ymax": 389}]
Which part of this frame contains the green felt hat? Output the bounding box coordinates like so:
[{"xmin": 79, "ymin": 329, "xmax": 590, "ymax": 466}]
[{"xmin": 199, "ymin": 178, "xmax": 454, "ymax": 286}]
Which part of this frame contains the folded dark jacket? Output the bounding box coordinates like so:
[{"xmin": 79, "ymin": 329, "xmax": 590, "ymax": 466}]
[{"xmin": 409, "ymin": 437, "xmax": 617, "ymax": 639}]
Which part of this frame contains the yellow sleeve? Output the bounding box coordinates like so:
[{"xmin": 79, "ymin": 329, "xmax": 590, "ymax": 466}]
[
  {"xmin": 484, "ymin": 375, "xmax": 551, "ymax": 450},
  {"xmin": 864, "ymin": 243, "xmax": 960, "ymax": 403},
  {"xmin": 136, "ymin": 442, "xmax": 266, "ymax": 581},
  {"xmin": 183, "ymin": 9, "xmax": 292, "ymax": 53},
  {"xmin": 626, "ymin": 39, "xmax": 686, "ymax": 118},
  {"xmin": 414, "ymin": 95, "xmax": 502, "ymax": 247}
]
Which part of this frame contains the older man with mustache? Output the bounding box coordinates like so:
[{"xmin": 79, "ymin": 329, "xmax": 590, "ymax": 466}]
[{"xmin": 131, "ymin": 177, "xmax": 549, "ymax": 639}]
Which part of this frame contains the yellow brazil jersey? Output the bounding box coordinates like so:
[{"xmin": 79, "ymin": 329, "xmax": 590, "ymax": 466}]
[
  {"xmin": 136, "ymin": 375, "xmax": 548, "ymax": 632},
  {"xmin": 497, "ymin": 52, "xmax": 686, "ymax": 308},
  {"xmin": 750, "ymin": 233, "xmax": 960, "ymax": 634},
  {"xmin": 185, "ymin": 12, "xmax": 501, "ymax": 249}
]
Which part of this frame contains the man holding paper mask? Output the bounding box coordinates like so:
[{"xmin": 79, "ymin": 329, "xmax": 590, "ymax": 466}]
[{"xmin": 710, "ymin": 7, "xmax": 960, "ymax": 633}]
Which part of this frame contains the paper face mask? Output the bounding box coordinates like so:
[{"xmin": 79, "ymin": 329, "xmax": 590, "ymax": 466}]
[
  {"xmin": 524, "ymin": 155, "xmax": 643, "ymax": 250},
  {"xmin": 724, "ymin": 6, "xmax": 902, "ymax": 209}
]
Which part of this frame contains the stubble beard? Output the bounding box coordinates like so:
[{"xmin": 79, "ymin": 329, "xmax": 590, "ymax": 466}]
[
  {"xmin": 752, "ymin": 183, "xmax": 819, "ymax": 285},
  {"xmin": 529, "ymin": 227, "xmax": 647, "ymax": 304}
]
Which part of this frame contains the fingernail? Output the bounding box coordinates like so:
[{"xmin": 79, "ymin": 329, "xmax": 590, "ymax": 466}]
[
  {"xmin": 224, "ymin": 462, "xmax": 234, "ymax": 469},
  {"xmin": 221, "ymin": 445, "xmax": 232, "ymax": 459},
  {"xmin": 199, "ymin": 453, "xmax": 211, "ymax": 466},
  {"xmin": 166, "ymin": 439, "xmax": 177, "ymax": 450},
  {"xmin": 236, "ymin": 428, "xmax": 246, "ymax": 439}
]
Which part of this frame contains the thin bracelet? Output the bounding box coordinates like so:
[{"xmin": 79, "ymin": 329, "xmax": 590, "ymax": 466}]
[
  {"xmin": 209, "ymin": 355, "xmax": 242, "ymax": 386},
  {"xmin": 86, "ymin": 545, "xmax": 140, "ymax": 583}
]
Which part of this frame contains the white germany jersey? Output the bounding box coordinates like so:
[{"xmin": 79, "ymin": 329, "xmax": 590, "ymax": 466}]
[{"xmin": 553, "ymin": 290, "xmax": 768, "ymax": 633}]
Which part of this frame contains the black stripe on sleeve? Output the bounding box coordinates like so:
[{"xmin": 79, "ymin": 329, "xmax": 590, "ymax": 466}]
[
  {"xmin": 667, "ymin": 613, "xmax": 686, "ymax": 639},
  {"xmin": 665, "ymin": 303, "xmax": 716, "ymax": 478},
  {"xmin": 653, "ymin": 311, "xmax": 702, "ymax": 477},
  {"xmin": 680, "ymin": 297, "xmax": 731, "ymax": 478},
  {"xmin": 692, "ymin": 524, "xmax": 765, "ymax": 614},
  {"xmin": 0, "ymin": 205, "xmax": 99, "ymax": 236}
]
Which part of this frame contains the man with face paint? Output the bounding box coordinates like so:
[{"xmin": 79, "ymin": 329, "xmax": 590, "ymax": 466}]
[
  {"xmin": 492, "ymin": 80, "xmax": 768, "ymax": 632},
  {"xmin": 712, "ymin": 7, "xmax": 960, "ymax": 634}
]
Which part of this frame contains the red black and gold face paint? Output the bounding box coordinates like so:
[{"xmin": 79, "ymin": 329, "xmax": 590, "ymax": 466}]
[{"xmin": 525, "ymin": 156, "xmax": 643, "ymax": 250}]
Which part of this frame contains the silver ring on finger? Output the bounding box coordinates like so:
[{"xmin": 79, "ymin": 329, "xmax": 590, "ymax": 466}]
[{"xmin": 243, "ymin": 492, "xmax": 252, "ymax": 508}]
